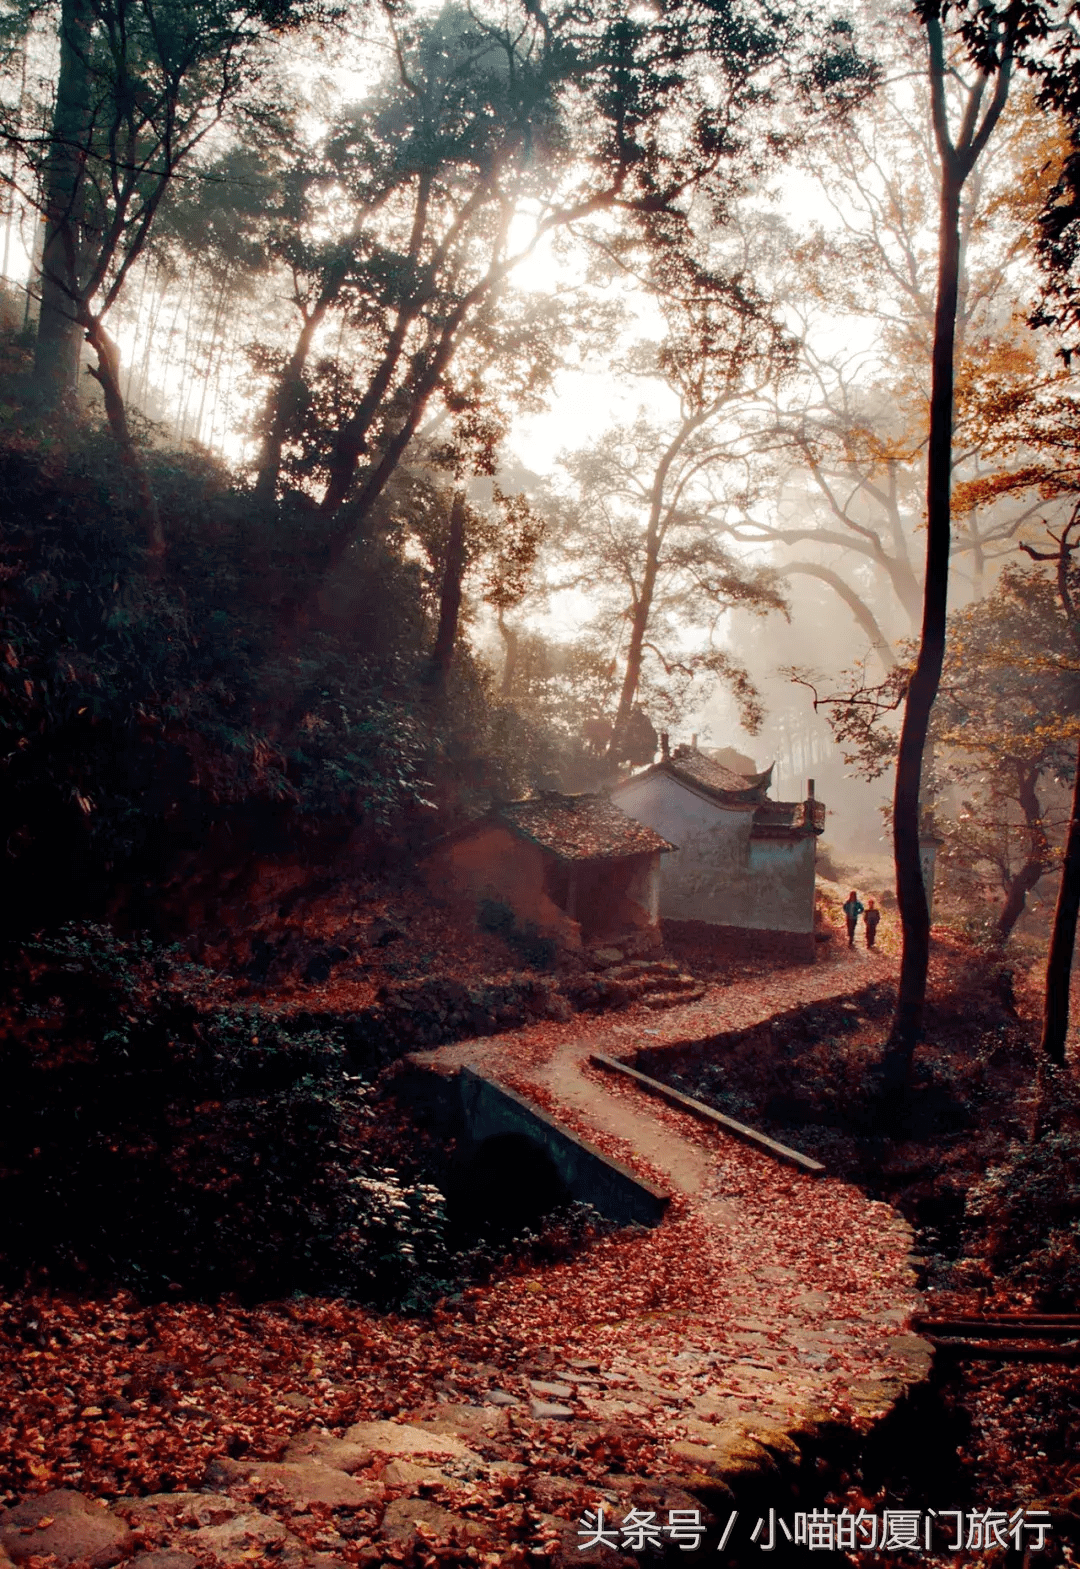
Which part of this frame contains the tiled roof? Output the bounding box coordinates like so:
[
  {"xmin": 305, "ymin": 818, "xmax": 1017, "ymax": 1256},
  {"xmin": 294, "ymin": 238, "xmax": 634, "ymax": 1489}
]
[
  {"xmin": 666, "ymin": 745, "xmax": 774, "ymax": 801},
  {"xmin": 618, "ymin": 745, "xmax": 774, "ymax": 804},
  {"xmin": 498, "ymin": 793, "xmax": 673, "ymax": 861},
  {"xmin": 752, "ymin": 798, "xmax": 827, "ymax": 836}
]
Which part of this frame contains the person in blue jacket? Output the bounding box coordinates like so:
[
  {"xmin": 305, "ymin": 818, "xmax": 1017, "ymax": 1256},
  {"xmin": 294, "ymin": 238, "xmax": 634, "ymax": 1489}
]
[{"xmin": 842, "ymin": 890, "xmax": 864, "ymax": 948}]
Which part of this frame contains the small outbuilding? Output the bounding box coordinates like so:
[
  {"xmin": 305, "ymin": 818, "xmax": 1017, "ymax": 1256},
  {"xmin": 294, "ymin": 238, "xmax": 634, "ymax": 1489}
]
[
  {"xmin": 424, "ymin": 792, "xmax": 674, "ymax": 953},
  {"xmin": 612, "ymin": 742, "xmax": 825, "ymax": 961}
]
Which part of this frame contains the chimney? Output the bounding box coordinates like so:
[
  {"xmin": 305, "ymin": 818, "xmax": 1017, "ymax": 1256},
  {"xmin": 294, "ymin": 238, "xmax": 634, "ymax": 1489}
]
[
  {"xmin": 807, "ymin": 778, "xmax": 815, "ymax": 798},
  {"xmin": 691, "ymin": 733, "xmax": 698, "ymax": 750},
  {"xmin": 660, "ymin": 732, "xmax": 670, "ymax": 759}
]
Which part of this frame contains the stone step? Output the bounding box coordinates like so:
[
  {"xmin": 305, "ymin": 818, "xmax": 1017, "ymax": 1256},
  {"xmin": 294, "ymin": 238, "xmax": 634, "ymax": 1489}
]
[
  {"xmin": 605, "ymin": 960, "xmax": 681, "ymax": 982},
  {"xmin": 637, "ymin": 971, "xmax": 699, "ymax": 993},
  {"xmin": 642, "ymin": 984, "xmax": 707, "ymax": 1009}
]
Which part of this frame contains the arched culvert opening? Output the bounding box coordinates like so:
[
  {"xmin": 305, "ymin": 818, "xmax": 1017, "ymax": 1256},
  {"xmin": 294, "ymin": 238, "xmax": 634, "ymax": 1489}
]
[{"xmin": 450, "ymin": 1132, "xmax": 569, "ymax": 1235}]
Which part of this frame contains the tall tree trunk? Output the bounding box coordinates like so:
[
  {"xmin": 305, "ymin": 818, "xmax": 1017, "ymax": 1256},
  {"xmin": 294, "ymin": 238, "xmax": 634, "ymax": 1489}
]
[
  {"xmin": 998, "ymin": 856, "xmax": 1049, "ymax": 941},
  {"xmin": 34, "ymin": 0, "xmax": 93, "ymax": 406},
  {"xmin": 1041, "ymin": 737, "xmax": 1080, "ymax": 1067},
  {"xmin": 2, "ymin": 40, "xmax": 28, "ymax": 285},
  {"xmin": 607, "ymin": 552, "xmax": 659, "ymax": 760},
  {"xmin": 996, "ymin": 769, "xmax": 1049, "ymax": 940},
  {"xmin": 193, "ymin": 265, "xmax": 231, "ymax": 445},
  {"xmin": 428, "ymin": 490, "xmax": 468, "ymax": 696},
  {"xmin": 147, "ymin": 272, "xmax": 190, "ymax": 410},
  {"xmin": 85, "ymin": 316, "xmax": 163, "ymax": 556},
  {"xmin": 317, "ymin": 174, "xmax": 434, "ymax": 519},
  {"xmin": 886, "ymin": 168, "xmax": 963, "ymax": 1076},
  {"xmin": 254, "ymin": 297, "xmax": 331, "ymax": 504},
  {"xmin": 177, "ymin": 272, "xmax": 214, "ymax": 443},
  {"xmin": 123, "ymin": 256, "xmax": 154, "ymax": 403},
  {"xmin": 24, "ymin": 189, "xmax": 44, "ymax": 330},
  {"xmin": 884, "ymin": 12, "xmax": 1014, "ymax": 1085},
  {"xmin": 604, "ymin": 413, "xmax": 709, "ymax": 761},
  {"xmin": 317, "ymin": 326, "xmax": 419, "ymax": 517},
  {"xmin": 497, "ymin": 609, "xmax": 520, "ymax": 697},
  {"xmin": 303, "ymin": 312, "xmax": 474, "ymax": 607}
]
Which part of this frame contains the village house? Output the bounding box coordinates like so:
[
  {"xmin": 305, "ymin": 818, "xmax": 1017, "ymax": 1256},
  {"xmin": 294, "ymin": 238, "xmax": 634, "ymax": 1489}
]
[
  {"xmin": 424, "ymin": 792, "xmax": 674, "ymax": 953},
  {"xmin": 612, "ymin": 740, "xmax": 826, "ymax": 961}
]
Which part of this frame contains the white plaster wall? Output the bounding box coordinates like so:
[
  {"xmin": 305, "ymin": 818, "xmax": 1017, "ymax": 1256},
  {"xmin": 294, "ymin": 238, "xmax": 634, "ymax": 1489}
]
[
  {"xmin": 616, "ymin": 773, "xmax": 756, "ymax": 926},
  {"xmin": 624, "ymin": 854, "xmax": 662, "ymax": 924},
  {"xmin": 747, "ymin": 836, "xmax": 816, "ymax": 932},
  {"xmin": 616, "ymin": 773, "xmax": 817, "ymax": 932}
]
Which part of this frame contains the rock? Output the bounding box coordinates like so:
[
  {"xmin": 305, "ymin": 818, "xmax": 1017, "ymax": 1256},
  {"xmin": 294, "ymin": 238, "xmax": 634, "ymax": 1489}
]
[
  {"xmin": 665, "ymin": 1467, "xmax": 735, "ymax": 1514},
  {"xmin": 527, "ymin": 1475, "xmax": 589, "ymax": 1512},
  {"xmin": 617, "ymin": 1479, "xmax": 709, "ymax": 1522},
  {"xmin": 379, "ymin": 1498, "xmax": 491, "ymax": 1545},
  {"xmin": 343, "ymin": 1420, "xmax": 479, "ymax": 1463},
  {"xmin": 127, "ymin": 1555, "xmax": 197, "ymax": 1569},
  {"xmin": 530, "ymin": 1380, "xmax": 574, "ymax": 1399},
  {"xmin": 283, "ymin": 1430, "xmax": 373, "ymax": 1472},
  {"xmin": 114, "ymin": 1496, "xmax": 239, "ymax": 1532},
  {"xmin": 531, "ymin": 1399, "xmax": 574, "ymax": 1420},
  {"xmin": 188, "ymin": 1511, "xmax": 301, "ymax": 1565},
  {"xmin": 550, "ymin": 1515, "xmax": 637, "ymax": 1568},
  {"xmin": 121, "ymin": 1498, "xmax": 306, "ymax": 1566},
  {"xmin": 484, "ymin": 1389, "xmax": 520, "ymax": 1406},
  {"xmin": 489, "ymin": 1461, "xmax": 527, "ymax": 1484},
  {"xmin": 740, "ymin": 1421, "xmax": 803, "ymax": 1469},
  {"xmin": 200, "ymin": 1460, "xmax": 252, "ymax": 1492},
  {"xmin": 407, "ymin": 1402, "xmax": 509, "ymax": 1447},
  {"xmin": 223, "ymin": 1461, "xmax": 385, "ymax": 1509},
  {"xmin": 786, "ymin": 1406, "xmax": 850, "ymax": 1449},
  {"xmin": 668, "ymin": 1424, "xmax": 778, "ymax": 1484},
  {"xmin": 848, "ymin": 1376, "xmax": 904, "ymax": 1415},
  {"xmin": 886, "ymin": 1332, "xmax": 935, "ymax": 1358},
  {"xmin": 381, "ymin": 1460, "xmax": 443, "ymax": 1491},
  {"xmin": 885, "ymin": 1332, "xmax": 934, "ymax": 1380},
  {"xmin": 0, "ymin": 1491, "xmax": 135, "ymax": 1568},
  {"xmin": 692, "ymin": 1394, "xmax": 743, "ymax": 1422},
  {"xmin": 591, "ymin": 948, "xmax": 624, "ymax": 966}
]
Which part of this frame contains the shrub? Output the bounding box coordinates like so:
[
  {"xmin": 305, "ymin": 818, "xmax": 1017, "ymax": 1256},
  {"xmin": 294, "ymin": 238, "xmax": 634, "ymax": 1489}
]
[
  {"xmin": 0, "ymin": 923, "xmax": 448, "ymax": 1304},
  {"xmin": 965, "ymin": 1112, "xmax": 1080, "ymax": 1307},
  {"xmin": 477, "ymin": 898, "xmax": 556, "ymax": 970}
]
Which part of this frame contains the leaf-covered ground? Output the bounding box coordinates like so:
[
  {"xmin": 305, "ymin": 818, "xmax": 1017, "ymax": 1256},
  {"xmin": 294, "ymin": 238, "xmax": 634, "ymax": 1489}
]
[
  {"xmin": 1, "ymin": 933, "xmax": 930, "ymax": 1566},
  {"xmin": 7, "ymin": 920, "xmax": 1072, "ymax": 1566}
]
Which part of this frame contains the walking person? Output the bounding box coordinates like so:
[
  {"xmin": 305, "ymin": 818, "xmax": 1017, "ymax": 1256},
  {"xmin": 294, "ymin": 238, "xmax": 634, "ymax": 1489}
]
[
  {"xmin": 842, "ymin": 890, "xmax": 864, "ymax": 948},
  {"xmin": 864, "ymin": 897, "xmax": 880, "ymax": 950}
]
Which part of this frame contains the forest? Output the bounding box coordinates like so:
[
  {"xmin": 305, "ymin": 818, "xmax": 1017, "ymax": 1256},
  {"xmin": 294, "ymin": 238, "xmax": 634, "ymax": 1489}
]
[{"xmin": 2, "ymin": 0, "xmax": 1080, "ymax": 1563}]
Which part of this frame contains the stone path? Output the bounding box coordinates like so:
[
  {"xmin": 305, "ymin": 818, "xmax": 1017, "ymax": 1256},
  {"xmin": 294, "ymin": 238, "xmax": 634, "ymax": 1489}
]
[{"xmin": 408, "ymin": 939, "xmax": 932, "ymax": 1516}]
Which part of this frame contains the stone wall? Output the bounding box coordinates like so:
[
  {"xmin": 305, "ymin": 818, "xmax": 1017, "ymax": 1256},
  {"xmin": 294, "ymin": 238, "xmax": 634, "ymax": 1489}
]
[{"xmin": 663, "ymin": 918, "xmax": 817, "ymax": 965}]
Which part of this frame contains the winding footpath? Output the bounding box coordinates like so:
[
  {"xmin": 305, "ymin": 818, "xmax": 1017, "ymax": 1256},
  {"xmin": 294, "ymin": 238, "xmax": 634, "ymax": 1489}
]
[
  {"xmin": 0, "ymin": 942, "xmax": 934, "ymax": 1569},
  {"xmin": 406, "ymin": 940, "xmax": 932, "ymax": 1542}
]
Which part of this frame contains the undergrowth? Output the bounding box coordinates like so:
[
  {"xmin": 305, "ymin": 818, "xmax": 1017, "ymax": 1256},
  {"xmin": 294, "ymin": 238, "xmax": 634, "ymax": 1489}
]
[{"xmin": 0, "ymin": 922, "xmax": 613, "ymax": 1310}]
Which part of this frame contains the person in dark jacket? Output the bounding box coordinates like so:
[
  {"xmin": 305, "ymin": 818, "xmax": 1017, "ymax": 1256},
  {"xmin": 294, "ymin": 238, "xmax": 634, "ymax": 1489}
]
[
  {"xmin": 842, "ymin": 891, "xmax": 864, "ymax": 947},
  {"xmin": 864, "ymin": 897, "xmax": 880, "ymax": 949}
]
